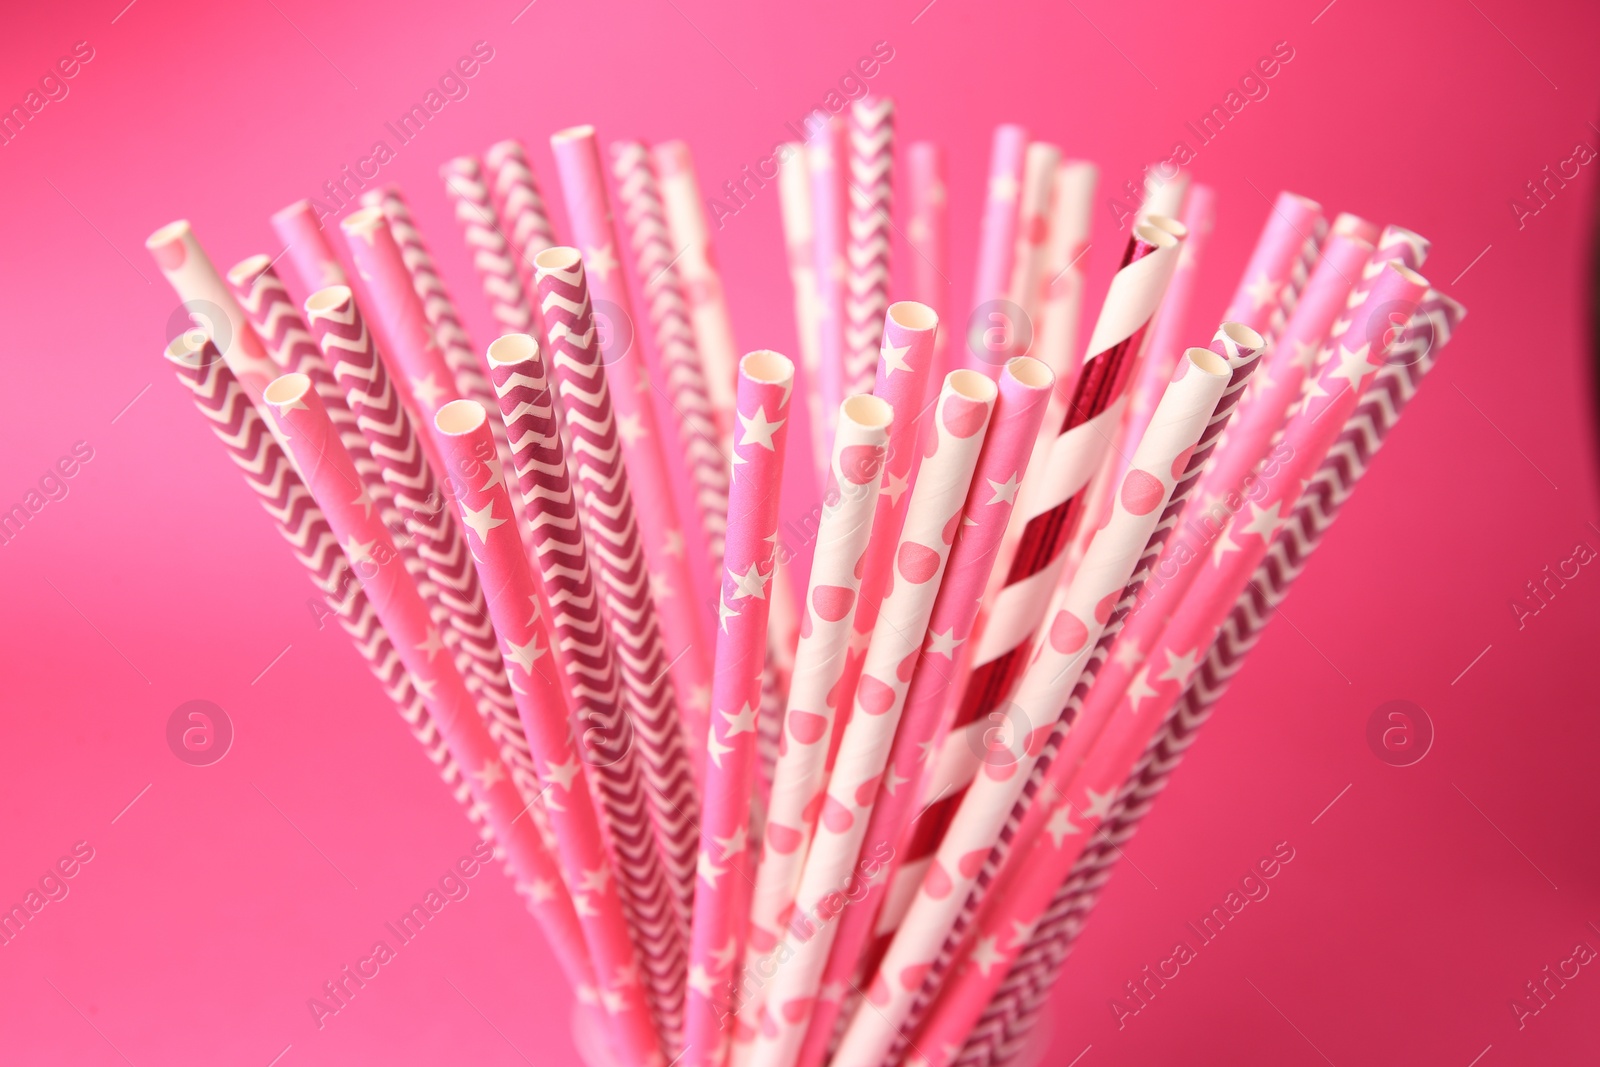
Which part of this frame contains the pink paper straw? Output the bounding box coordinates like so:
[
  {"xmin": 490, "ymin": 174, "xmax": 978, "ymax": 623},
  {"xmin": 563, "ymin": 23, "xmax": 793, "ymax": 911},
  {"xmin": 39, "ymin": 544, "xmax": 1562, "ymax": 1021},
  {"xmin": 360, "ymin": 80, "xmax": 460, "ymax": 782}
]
[
  {"xmin": 1220, "ymin": 191, "xmax": 1326, "ymax": 340},
  {"xmin": 1005, "ymin": 142, "xmax": 1060, "ymax": 334},
  {"xmin": 684, "ymin": 351, "xmax": 796, "ymax": 1067},
  {"xmin": 777, "ymin": 141, "xmax": 828, "ymax": 482},
  {"xmin": 963, "ymin": 124, "xmax": 1028, "ymax": 370},
  {"xmin": 747, "ymin": 367, "xmax": 999, "ymax": 1067},
  {"xmin": 534, "ymin": 246, "xmax": 701, "ymax": 932},
  {"xmin": 485, "ymin": 139, "xmax": 560, "ymax": 298},
  {"xmin": 961, "ymin": 289, "xmax": 1466, "ymax": 1067},
  {"xmin": 434, "ymin": 399, "xmax": 664, "ymax": 1063},
  {"xmin": 794, "ymin": 358, "xmax": 1054, "ymax": 1067},
  {"xmin": 1135, "ymin": 165, "xmax": 1188, "ymax": 224},
  {"xmin": 261, "ymin": 370, "xmax": 598, "ymax": 998},
  {"xmin": 844, "ymin": 95, "xmax": 896, "ymax": 399},
  {"xmin": 270, "ymin": 198, "xmax": 350, "ymax": 299},
  {"xmin": 551, "ymin": 128, "xmax": 715, "ymax": 765},
  {"xmin": 485, "ymin": 333, "xmax": 689, "ymax": 1049},
  {"xmin": 806, "ymin": 117, "xmax": 849, "ymax": 446},
  {"xmin": 831, "ymin": 347, "xmax": 1233, "ymax": 1067},
  {"xmin": 906, "ymin": 142, "xmax": 950, "ymax": 384},
  {"xmin": 740, "ymin": 393, "xmax": 894, "ymax": 1027},
  {"xmin": 357, "ymin": 184, "xmax": 497, "ymax": 415},
  {"xmin": 441, "ymin": 155, "xmax": 537, "ymax": 335},
  {"xmin": 654, "ymin": 139, "xmax": 740, "ymax": 435}
]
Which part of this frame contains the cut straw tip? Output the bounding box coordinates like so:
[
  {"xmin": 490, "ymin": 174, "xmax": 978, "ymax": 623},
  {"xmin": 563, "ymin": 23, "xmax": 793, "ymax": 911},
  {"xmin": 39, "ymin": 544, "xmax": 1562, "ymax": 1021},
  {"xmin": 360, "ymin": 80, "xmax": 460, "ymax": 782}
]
[
  {"xmin": 741, "ymin": 350, "xmax": 794, "ymax": 384},
  {"xmin": 435, "ymin": 399, "xmax": 488, "ymax": 436},
  {"xmin": 304, "ymin": 285, "xmax": 353, "ymax": 318},
  {"xmin": 225, "ymin": 253, "xmax": 273, "ymax": 287},
  {"xmin": 145, "ymin": 219, "xmax": 191, "ymax": 249},
  {"xmin": 486, "ymin": 333, "xmax": 540, "ymax": 367},
  {"xmin": 339, "ymin": 205, "xmax": 385, "ymax": 237},
  {"xmin": 264, "ymin": 372, "xmax": 312, "ymax": 408}
]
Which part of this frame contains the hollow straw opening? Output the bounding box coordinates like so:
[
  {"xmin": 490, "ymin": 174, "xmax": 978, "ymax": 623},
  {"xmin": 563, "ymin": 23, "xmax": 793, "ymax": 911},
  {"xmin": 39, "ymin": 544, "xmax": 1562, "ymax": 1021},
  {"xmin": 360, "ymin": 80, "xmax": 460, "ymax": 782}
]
[
  {"xmin": 486, "ymin": 333, "xmax": 539, "ymax": 367},
  {"xmin": 270, "ymin": 199, "xmax": 315, "ymax": 223},
  {"xmin": 1133, "ymin": 222, "xmax": 1180, "ymax": 249},
  {"xmin": 225, "ymin": 254, "xmax": 272, "ymax": 287},
  {"xmin": 552, "ymin": 124, "xmax": 596, "ymax": 143},
  {"xmin": 534, "ymin": 246, "xmax": 583, "ymax": 272},
  {"xmin": 164, "ymin": 331, "xmax": 209, "ymax": 364},
  {"xmin": 1005, "ymin": 356, "xmax": 1053, "ymax": 389},
  {"xmin": 887, "ymin": 300, "xmax": 938, "ymax": 331},
  {"xmin": 1146, "ymin": 214, "xmax": 1188, "ymax": 241},
  {"xmin": 264, "ymin": 373, "xmax": 313, "ymax": 407},
  {"xmin": 340, "ymin": 205, "xmax": 385, "ymax": 236},
  {"xmin": 435, "ymin": 399, "xmax": 488, "ymax": 436},
  {"xmin": 947, "ymin": 368, "xmax": 1000, "ymax": 403},
  {"xmin": 304, "ymin": 286, "xmax": 353, "ymax": 316},
  {"xmin": 841, "ymin": 394, "xmax": 893, "ymax": 429},
  {"xmin": 741, "ymin": 350, "xmax": 795, "ymax": 384},
  {"xmin": 145, "ymin": 220, "xmax": 191, "ymax": 248},
  {"xmin": 1218, "ymin": 321, "xmax": 1265, "ymax": 351},
  {"xmin": 1184, "ymin": 348, "xmax": 1230, "ymax": 377}
]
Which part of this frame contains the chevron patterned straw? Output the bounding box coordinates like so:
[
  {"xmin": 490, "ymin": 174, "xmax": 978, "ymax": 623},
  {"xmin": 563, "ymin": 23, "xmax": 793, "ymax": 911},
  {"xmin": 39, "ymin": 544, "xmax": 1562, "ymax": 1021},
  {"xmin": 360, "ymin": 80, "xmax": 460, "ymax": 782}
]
[
  {"xmin": 954, "ymin": 289, "xmax": 1466, "ymax": 1067},
  {"xmin": 485, "ymin": 140, "xmax": 560, "ymax": 297},
  {"xmin": 844, "ymin": 95, "xmax": 895, "ymax": 399},
  {"xmin": 485, "ymin": 332, "xmax": 690, "ymax": 1047},
  {"xmin": 441, "ymin": 155, "xmax": 538, "ymax": 335}
]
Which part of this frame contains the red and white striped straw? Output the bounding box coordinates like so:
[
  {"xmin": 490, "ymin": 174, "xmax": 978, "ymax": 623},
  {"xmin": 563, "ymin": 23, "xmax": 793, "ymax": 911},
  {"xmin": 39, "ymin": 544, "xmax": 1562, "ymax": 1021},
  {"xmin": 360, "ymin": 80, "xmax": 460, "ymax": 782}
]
[
  {"xmin": 794, "ymin": 358, "xmax": 1054, "ymax": 1067},
  {"xmin": 435, "ymin": 398, "xmax": 665, "ymax": 1065},
  {"xmin": 358, "ymin": 184, "xmax": 496, "ymax": 412},
  {"xmin": 551, "ymin": 127, "xmax": 716, "ymax": 762},
  {"xmin": 441, "ymin": 155, "xmax": 538, "ymax": 335},
  {"xmin": 485, "ymin": 333, "xmax": 689, "ymax": 1049},
  {"xmin": 684, "ymin": 351, "xmax": 796, "ymax": 1067},
  {"xmin": 654, "ymin": 139, "xmax": 741, "ymax": 434},
  {"xmin": 963, "ymin": 124, "xmax": 1028, "ymax": 370},
  {"xmin": 844, "ymin": 95, "xmax": 895, "ymax": 398},
  {"xmin": 534, "ymin": 246, "xmax": 702, "ymax": 932},
  {"xmin": 485, "ymin": 139, "xmax": 560, "ymax": 298},
  {"xmin": 955, "ymin": 289, "xmax": 1465, "ymax": 1067},
  {"xmin": 270, "ymin": 198, "xmax": 350, "ymax": 298},
  {"xmin": 747, "ymin": 367, "xmax": 999, "ymax": 1067},
  {"xmin": 261, "ymin": 370, "xmax": 598, "ymax": 997},
  {"xmin": 832, "ymin": 346, "xmax": 1233, "ymax": 1067}
]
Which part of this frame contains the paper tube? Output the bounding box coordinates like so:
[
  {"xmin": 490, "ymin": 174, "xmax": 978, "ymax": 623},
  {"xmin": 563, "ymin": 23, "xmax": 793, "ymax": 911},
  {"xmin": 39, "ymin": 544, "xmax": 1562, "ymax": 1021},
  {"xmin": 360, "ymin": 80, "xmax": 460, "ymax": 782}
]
[
  {"xmin": 777, "ymin": 141, "xmax": 828, "ymax": 481},
  {"xmin": 907, "ymin": 142, "xmax": 951, "ymax": 384},
  {"xmin": 964, "ymin": 124, "xmax": 1028, "ymax": 370},
  {"xmin": 485, "ymin": 139, "xmax": 560, "ymax": 298},
  {"xmin": 684, "ymin": 351, "xmax": 796, "ymax": 1067},
  {"xmin": 844, "ymin": 95, "xmax": 896, "ymax": 399},
  {"xmin": 831, "ymin": 347, "xmax": 1232, "ymax": 1067},
  {"xmin": 486, "ymin": 333, "xmax": 688, "ymax": 1046},
  {"xmin": 805, "ymin": 118, "xmax": 849, "ymax": 445},
  {"xmin": 1220, "ymin": 191, "xmax": 1326, "ymax": 340},
  {"xmin": 747, "ymin": 368, "xmax": 998, "ymax": 1067},
  {"xmin": 1006, "ymin": 142, "xmax": 1061, "ymax": 335},
  {"xmin": 434, "ymin": 399, "xmax": 664, "ymax": 1065},
  {"xmin": 270, "ymin": 199, "xmax": 349, "ymax": 299},
  {"xmin": 441, "ymin": 155, "xmax": 538, "ymax": 334}
]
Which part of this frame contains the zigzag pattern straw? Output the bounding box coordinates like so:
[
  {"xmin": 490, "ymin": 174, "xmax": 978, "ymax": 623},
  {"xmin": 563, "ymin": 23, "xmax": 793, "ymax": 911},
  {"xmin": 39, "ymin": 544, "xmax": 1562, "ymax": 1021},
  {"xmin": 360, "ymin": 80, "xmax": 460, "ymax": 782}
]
[
  {"xmin": 956, "ymin": 292, "xmax": 1464, "ymax": 1067},
  {"xmin": 441, "ymin": 156, "xmax": 536, "ymax": 334},
  {"xmin": 844, "ymin": 95, "xmax": 895, "ymax": 397},
  {"xmin": 164, "ymin": 337, "xmax": 487, "ymax": 833},
  {"xmin": 485, "ymin": 140, "xmax": 559, "ymax": 297},
  {"xmin": 488, "ymin": 335, "xmax": 690, "ymax": 1045},
  {"xmin": 304, "ymin": 288, "xmax": 543, "ymax": 806},
  {"xmin": 535, "ymin": 251, "xmax": 702, "ymax": 929}
]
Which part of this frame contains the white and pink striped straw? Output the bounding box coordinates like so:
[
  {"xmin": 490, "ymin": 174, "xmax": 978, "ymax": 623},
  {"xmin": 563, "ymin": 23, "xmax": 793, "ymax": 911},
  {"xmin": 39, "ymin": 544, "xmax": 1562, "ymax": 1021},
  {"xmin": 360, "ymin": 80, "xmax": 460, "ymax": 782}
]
[
  {"xmin": 747, "ymin": 367, "xmax": 999, "ymax": 1067},
  {"xmin": 683, "ymin": 351, "xmax": 796, "ymax": 1067}
]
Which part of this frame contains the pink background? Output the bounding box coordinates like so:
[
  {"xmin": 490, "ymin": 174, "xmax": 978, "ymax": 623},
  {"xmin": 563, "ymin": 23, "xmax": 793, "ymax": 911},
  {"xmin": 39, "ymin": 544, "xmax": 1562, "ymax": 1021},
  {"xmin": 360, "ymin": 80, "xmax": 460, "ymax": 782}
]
[{"xmin": 3, "ymin": 0, "xmax": 1598, "ymax": 1063}]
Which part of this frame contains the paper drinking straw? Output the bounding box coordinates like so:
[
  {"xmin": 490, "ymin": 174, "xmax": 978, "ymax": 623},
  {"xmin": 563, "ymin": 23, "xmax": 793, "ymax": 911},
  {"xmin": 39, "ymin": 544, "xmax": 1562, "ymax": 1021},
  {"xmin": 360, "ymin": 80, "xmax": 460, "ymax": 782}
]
[
  {"xmin": 261, "ymin": 370, "xmax": 598, "ymax": 996},
  {"xmin": 612, "ymin": 139, "xmax": 731, "ymax": 584},
  {"xmin": 270, "ymin": 199, "xmax": 349, "ymax": 297},
  {"xmin": 434, "ymin": 400, "xmax": 665, "ymax": 1061},
  {"xmin": 888, "ymin": 324, "xmax": 1267, "ymax": 1061},
  {"xmin": 485, "ymin": 139, "xmax": 560, "ymax": 297},
  {"xmin": 303, "ymin": 285, "xmax": 543, "ymax": 804},
  {"xmin": 1333, "ymin": 210, "xmax": 1382, "ymax": 245},
  {"xmin": 358, "ymin": 185, "xmax": 497, "ymax": 414},
  {"xmin": 1220, "ymin": 191, "xmax": 1325, "ymax": 340},
  {"xmin": 535, "ymin": 246, "xmax": 701, "ymax": 927},
  {"xmin": 1005, "ymin": 142, "xmax": 1061, "ymax": 334},
  {"xmin": 793, "ymin": 358, "xmax": 1053, "ymax": 1067},
  {"xmin": 486, "ymin": 334, "xmax": 689, "ymax": 1045},
  {"xmin": 844, "ymin": 95, "xmax": 896, "ymax": 399},
  {"xmin": 953, "ymin": 291, "xmax": 1465, "ymax": 1067},
  {"xmin": 747, "ymin": 368, "xmax": 998, "ymax": 1067},
  {"xmin": 441, "ymin": 155, "xmax": 538, "ymax": 334},
  {"xmin": 906, "ymin": 142, "xmax": 950, "ymax": 384},
  {"xmin": 683, "ymin": 351, "xmax": 796, "ymax": 1067},
  {"xmin": 903, "ymin": 223, "xmax": 1181, "ymax": 916},
  {"xmin": 164, "ymin": 334, "xmax": 481, "ymax": 828},
  {"xmin": 1135, "ymin": 165, "xmax": 1189, "ymax": 224},
  {"xmin": 806, "ymin": 118, "xmax": 849, "ymax": 445},
  {"xmin": 824, "ymin": 302, "xmax": 941, "ymax": 767},
  {"xmin": 654, "ymin": 139, "xmax": 740, "ymax": 431},
  {"xmin": 146, "ymin": 220, "xmax": 282, "ymax": 401},
  {"xmin": 740, "ymin": 393, "xmax": 893, "ymax": 1023},
  {"xmin": 777, "ymin": 141, "xmax": 828, "ymax": 481},
  {"xmin": 964, "ymin": 124, "xmax": 1028, "ymax": 370},
  {"xmin": 831, "ymin": 348, "xmax": 1232, "ymax": 1067},
  {"xmin": 551, "ymin": 128, "xmax": 716, "ymax": 755}
]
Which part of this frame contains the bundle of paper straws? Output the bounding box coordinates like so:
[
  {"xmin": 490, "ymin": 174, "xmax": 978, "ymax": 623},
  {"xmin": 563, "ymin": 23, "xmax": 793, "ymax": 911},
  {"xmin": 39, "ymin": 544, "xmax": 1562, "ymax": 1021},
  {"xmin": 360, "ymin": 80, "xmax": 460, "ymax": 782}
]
[{"xmin": 147, "ymin": 100, "xmax": 1465, "ymax": 1067}]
